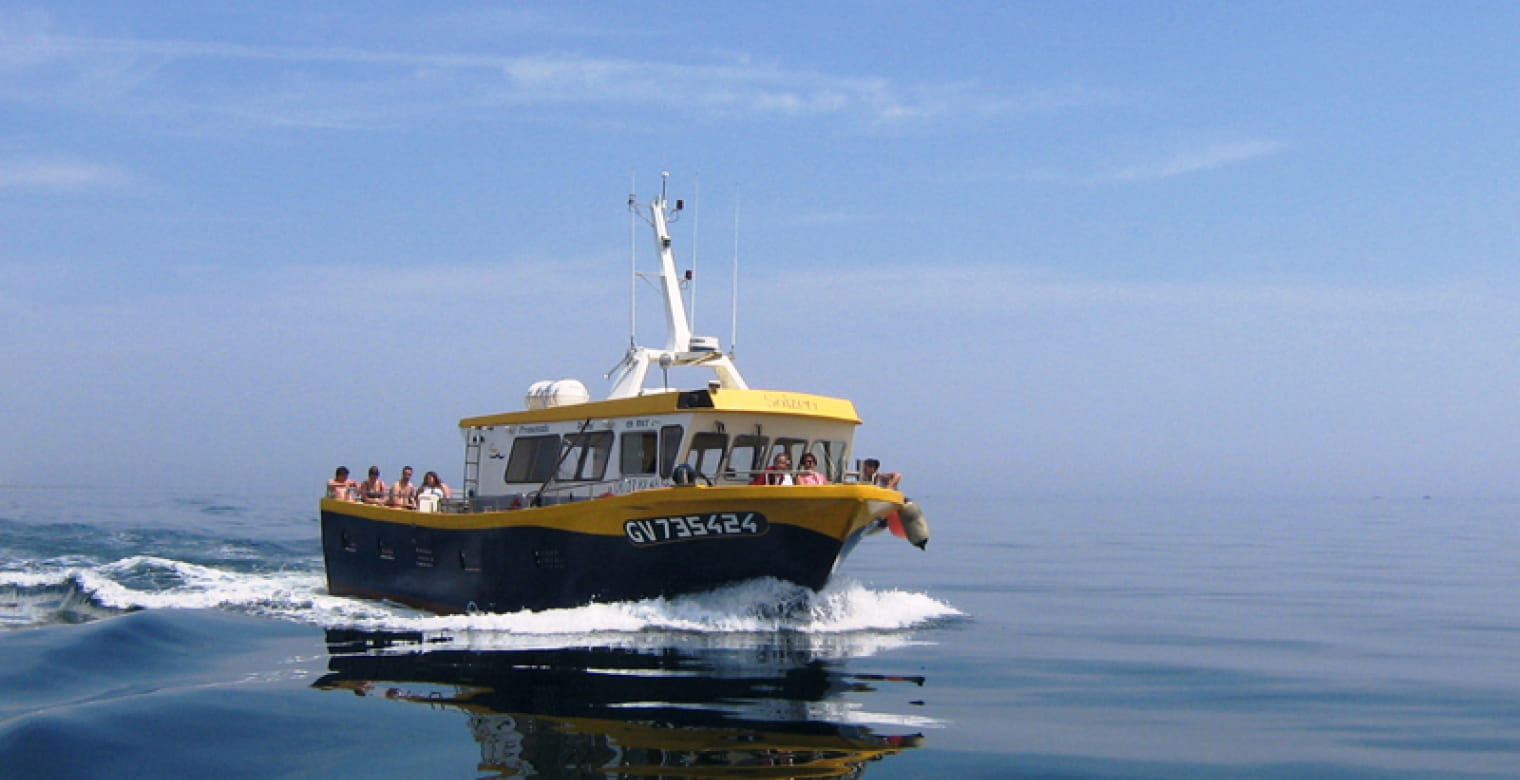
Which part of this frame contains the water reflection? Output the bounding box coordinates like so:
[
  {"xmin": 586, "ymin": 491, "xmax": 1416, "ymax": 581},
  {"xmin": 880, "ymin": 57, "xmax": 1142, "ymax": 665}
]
[{"xmin": 314, "ymin": 629, "xmax": 929, "ymax": 778}]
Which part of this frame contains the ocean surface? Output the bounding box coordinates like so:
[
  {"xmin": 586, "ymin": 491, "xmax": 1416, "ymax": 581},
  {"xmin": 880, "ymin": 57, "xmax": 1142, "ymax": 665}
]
[{"xmin": 1, "ymin": 487, "xmax": 1517, "ymax": 779}]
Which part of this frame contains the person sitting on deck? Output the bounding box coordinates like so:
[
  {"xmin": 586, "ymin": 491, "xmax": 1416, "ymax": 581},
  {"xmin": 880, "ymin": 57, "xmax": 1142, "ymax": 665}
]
[
  {"xmin": 750, "ymin": 452, "xmax": 794, "ymax": 485},
  {"xmin": 387, "ymin": 466, "xmax": 418, "ymax": 509},
  {"xmin": 359, "ymin": 466, "xmax": 388, "ymax": 505},
  {"xmin": 326, "ymin": 466, "xmax": 358, "ymax": 501},
  {"xmin": 795, "ymin": 453, "xmax": 827, "ymax": 485},
  {"xmin": 859, "ymin": 458, "xmax": 902, "ymax": 490},
  {"xmin": 416, "ymin": 471, "xmax": 449, "ymax": 512},
  {"xmin": 418, "ymin": 471, "xmax": 450, "ymax": 500}
]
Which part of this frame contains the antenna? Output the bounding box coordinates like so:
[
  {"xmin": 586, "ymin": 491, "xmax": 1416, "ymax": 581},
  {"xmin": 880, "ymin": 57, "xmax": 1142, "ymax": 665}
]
[
  {"xmin": 628, "ymin": 172, "xmax": 638, "ymax": 348},
  {"xmin": 730, "ymin": 185, "xmax": 740, "ymax": 358},
  {"xmin": 689, "ymin": 172, "xmax": 700, "ymax": 332}
]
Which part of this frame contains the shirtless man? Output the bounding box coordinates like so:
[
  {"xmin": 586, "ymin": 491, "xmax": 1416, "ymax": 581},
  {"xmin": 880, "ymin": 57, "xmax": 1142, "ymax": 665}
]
[
  {"xmin": 387, "ymin": 466, "xmax": 418, "ymax": 509},
  {"xmin": 859, "ymin": 458, "xmax": 902, "ymax": 490},
  {"xmin": 326, "ymin": 466, "xmax": 358, "ymax": 501}
]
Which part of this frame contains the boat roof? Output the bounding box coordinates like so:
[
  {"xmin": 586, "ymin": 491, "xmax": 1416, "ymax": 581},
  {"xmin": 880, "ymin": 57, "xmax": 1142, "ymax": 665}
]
[{"xmin": 458, "ymin": 388, "xmax": 861, "ymax": 428}]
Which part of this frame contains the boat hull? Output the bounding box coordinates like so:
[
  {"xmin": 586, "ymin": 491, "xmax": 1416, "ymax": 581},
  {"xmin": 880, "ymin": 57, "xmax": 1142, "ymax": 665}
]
[{"xmin": 320, "ymin": 485, "xmax": 900, "ymax": 614}]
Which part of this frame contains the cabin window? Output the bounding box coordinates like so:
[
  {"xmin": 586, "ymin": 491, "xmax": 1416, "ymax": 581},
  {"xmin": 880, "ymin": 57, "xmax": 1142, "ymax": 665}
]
[
  {"xmin": 507, "ymin": 434, "xmax": 568, "ymax": 483},
  {"xmin": 659, "ymin": 425, "xmax": 683, "ymax": 478},
  {"xmin": 725, "ymin": 434, "xmax": 769, "ymax": 481},
  {"xmin": 558, "ymin": 430, "xmax": 613, "ymax": 482},
  {"xmin": 686, "ymin": 432, "xmax": 728, "ymax": 478},
  {"xmin": 620, "ymin": 432, "xmax": 659, "ymax": 475},
  {"xmin": 505, "ymin": 435, "xmax": 560, "ymax": 483},
  {"xmin": 811, "ymin": 440, "xmax": 848, "ymax": 481}
]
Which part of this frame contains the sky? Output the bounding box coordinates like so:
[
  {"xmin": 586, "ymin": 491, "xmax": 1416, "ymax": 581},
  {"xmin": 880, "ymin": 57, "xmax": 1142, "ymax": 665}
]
[{"xmin": 2, "ymin": 2, "xmax": 1518, "ymax": 499}]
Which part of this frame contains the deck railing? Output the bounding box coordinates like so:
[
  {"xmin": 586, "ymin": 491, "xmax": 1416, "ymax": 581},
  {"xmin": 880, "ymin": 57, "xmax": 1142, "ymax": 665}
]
[{"xmin": 330, "ymin": 469, "xmax": 870, "ymax": 514}]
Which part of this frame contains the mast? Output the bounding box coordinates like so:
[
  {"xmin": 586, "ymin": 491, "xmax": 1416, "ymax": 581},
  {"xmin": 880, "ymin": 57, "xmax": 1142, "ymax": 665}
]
[
  {"xmin": 650, "ymin": 177, "xmax": 692, "ymax": 352},
  {"xmin": 607, "ymin": 174, "xmax": 749, "ymax": 399}
]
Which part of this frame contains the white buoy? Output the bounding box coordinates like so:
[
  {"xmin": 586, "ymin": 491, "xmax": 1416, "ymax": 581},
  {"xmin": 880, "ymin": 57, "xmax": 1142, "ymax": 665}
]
[{"xmin": 899, "ymin": 501, "xmax": 929, "ymax": 549}]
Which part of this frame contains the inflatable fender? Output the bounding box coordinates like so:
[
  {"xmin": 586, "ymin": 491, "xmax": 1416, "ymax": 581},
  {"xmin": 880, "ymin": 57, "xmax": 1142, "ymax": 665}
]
[{"xmin": 898, "ymin": 501, "xmax": 929, "ymax": 550}]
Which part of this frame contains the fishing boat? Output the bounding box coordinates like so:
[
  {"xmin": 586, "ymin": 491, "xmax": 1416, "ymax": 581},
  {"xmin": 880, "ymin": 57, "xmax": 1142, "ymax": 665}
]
[{"xmin": 319, "ymin": 175, "xmax": 927, "ymax": 614}]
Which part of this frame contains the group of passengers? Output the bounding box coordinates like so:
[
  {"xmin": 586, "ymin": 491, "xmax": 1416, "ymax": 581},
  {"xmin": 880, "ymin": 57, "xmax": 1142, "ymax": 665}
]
[
  {"xmin": 329, "ymin": 456, "xmax": 901, "ymax": 502},
  {"xmin": 325, "ymin": 465, "xmax": 451, "ymax": 509},
  {"xmin": 749, "ymin": 454, "xmax": 901, "ymax": 489}
]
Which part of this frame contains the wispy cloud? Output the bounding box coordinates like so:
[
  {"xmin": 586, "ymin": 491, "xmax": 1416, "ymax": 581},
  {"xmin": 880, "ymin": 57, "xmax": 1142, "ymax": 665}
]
[
  {"xmin": 0, "ymin": 158, "xmax": 131, "ymax": 191},
  {"xmin": 938, "ymin": 136, "xmax": 1282, "ymax": 187},
  {"xmin": 1104, "ymin": 139, "xmax": 1283, "ymax": 182},
  {"xmin": 0, "ymin": 18, "xmax": 1092, "ymax": 131}
]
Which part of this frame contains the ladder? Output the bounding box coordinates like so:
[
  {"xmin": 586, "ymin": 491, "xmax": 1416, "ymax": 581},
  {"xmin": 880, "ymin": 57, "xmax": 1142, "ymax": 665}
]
[{"xmin": 462, "ymin": 432, "xmax": 483, "ymax": 498}]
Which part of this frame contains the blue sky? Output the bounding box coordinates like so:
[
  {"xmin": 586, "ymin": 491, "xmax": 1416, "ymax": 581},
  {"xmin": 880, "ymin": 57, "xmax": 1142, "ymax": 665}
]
[{"xmin": 3, "ymin": 2, "xmax": 1518, "ymax": 498}]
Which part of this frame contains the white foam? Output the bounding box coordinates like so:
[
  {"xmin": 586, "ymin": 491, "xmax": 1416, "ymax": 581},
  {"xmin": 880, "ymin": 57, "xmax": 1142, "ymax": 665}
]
[
  {"xmin": 3, "ymin": 559, "xmax": 964, "ymax": 649},
  {"xmin": 335, "ymin": 577, "xmax": 962, "ymax": 640},
  {"xmin": 0, "ymin": 570, "xmax": 65, "ymax": 588}
]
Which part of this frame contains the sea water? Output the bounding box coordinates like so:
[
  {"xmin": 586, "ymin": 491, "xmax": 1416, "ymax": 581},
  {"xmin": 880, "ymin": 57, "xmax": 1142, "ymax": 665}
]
[{"xmin": 1, "ymin": 486, "xmax": 1517, "ymax": 778}]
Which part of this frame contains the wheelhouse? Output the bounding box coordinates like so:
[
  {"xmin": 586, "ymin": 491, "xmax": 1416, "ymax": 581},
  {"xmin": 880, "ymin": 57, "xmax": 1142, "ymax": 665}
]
[{"xmin": 458, "ymin": 387, "xmax": 860, "ymax": 507}]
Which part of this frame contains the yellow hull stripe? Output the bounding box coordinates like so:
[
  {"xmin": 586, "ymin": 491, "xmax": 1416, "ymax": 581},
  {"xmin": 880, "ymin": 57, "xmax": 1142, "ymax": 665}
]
[{"xmin": 320, "ymin": 484, "xmax": 901, "ymax": 541}]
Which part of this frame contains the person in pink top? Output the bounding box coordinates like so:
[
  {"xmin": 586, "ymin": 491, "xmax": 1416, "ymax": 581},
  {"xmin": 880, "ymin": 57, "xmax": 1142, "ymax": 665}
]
[{"xmin": 795, "ymin": 452, "xmax": 827, "ymax": 485}]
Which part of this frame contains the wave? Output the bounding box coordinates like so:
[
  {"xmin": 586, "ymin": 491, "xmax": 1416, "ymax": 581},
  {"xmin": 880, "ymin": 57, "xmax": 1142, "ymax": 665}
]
[
  {"xmin": 1, "ymin": 558, "xmax": 964, "ymax": 647},
  {"xmin": 0, "ymin": 517, "xmax": 317, "ymax": 573},
  {"xmin": 0, "ymin": 573, "xmax": 123, "ymax": 628}
]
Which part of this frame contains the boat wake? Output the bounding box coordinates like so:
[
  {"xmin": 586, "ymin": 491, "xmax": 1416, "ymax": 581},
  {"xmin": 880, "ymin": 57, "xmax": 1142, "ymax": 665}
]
[
  {"xmin": 1, "ymin": 559, "xmax": 962, "ymax": 646},
  {"xmin": 0, "ymin": 572, "xmax": 123, "ymax": 628}
]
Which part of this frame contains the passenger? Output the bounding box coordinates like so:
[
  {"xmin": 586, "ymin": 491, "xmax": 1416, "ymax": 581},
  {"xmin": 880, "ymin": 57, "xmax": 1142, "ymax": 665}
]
[
  {"xmin": 418, "ymin": 471, "xmax": 450, "ymax": 500},
  {"xmin": 795, "ymin": 453, "xmax": 827, "ymax": 485},
  {"xmin": 750, "ymin": 452, "xmax": 794, "ymax": 485},
  {"xmin": 387, "ymin": 466, "xmax": 418, "ymax": 509},
  {"xmin": 326, "ymin": 466, "xmax": 359, "ymax": 501},
  {"xmin": 859, "ymin": 458, "xmax": 902, "ymax": 490},
  {"xmin": 359, "ymin": 466, "xmax": 388, "ymax": 505}
]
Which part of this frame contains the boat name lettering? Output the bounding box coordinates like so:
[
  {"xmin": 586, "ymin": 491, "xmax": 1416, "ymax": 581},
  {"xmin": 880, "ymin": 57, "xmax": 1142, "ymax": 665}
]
[
  {"xmin": 517, "ymin": 424, "xmax": 550, "ymax": 434},
  {"xmin": 623, "ymin": 418, "xmax": 660, "ymax": 429},
  {"xmin": 618, "ymin": 476, "xmax": 664, "ymax": 492},
  {"xmin": 624, "ymin": 513, "xmax": 768, "ymax": 545},
  {"xmin": 764, "ymin": 394, "xmax": 819, "ymax": 411}
]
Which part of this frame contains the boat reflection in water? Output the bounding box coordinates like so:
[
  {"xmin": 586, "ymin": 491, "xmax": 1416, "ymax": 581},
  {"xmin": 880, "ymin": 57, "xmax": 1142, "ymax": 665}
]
[{"xmin": 313, "ymin": 629, "xmax": 929, "ymax": 778}]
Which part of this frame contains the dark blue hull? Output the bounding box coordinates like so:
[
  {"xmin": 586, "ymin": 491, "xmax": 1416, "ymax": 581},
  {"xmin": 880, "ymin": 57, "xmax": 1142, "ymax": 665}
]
[{"xmin": 320, "ymin": 508, "xmax": 852, "ymax": 614}]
